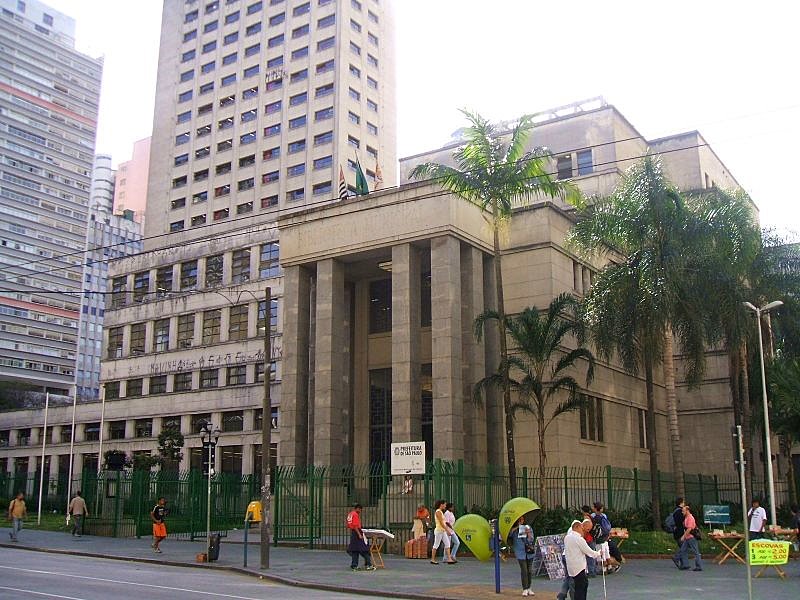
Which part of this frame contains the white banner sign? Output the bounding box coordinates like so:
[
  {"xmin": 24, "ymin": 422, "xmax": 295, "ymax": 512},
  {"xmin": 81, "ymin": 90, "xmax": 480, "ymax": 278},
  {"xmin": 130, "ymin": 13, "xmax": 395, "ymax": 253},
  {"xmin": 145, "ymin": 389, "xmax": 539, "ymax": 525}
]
[{"xmin": 390, "ymin": 441, "xmax": 426, "ymax": 475}]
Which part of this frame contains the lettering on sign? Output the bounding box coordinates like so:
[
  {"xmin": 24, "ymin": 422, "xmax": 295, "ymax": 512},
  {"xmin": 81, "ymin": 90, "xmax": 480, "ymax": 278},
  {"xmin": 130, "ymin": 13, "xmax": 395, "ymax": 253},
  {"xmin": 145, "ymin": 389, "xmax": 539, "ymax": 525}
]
[
  {"xmin": 748, "ymin": 540, "xmax": 791, "ymax": 565},
  {"xmin": 390, "ymin": 441, "xmax": 425, "ymax": 475}
]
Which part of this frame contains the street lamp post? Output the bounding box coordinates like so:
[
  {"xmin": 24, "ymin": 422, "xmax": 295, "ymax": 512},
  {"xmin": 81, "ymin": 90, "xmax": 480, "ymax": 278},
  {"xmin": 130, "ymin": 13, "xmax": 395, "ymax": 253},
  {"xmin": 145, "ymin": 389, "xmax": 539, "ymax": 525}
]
[
  {"xmin": 200, "ymin": 422, "xmax": 221, "ymax": 560},
  {"xmin": 743, "ymin": 300, "xmax": 783, "ymax": 527}
]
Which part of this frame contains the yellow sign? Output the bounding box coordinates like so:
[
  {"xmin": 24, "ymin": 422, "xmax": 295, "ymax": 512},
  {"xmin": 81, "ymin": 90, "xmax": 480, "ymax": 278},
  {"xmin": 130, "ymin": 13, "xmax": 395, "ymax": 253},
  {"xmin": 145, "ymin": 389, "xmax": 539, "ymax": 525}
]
[
  {"xmin": 748, "ymin": 540, "xmax": 790, "ymax": 565},
  {"xmin": 453, "ymin": 514, "xmax": 493, "ymax": 562}
]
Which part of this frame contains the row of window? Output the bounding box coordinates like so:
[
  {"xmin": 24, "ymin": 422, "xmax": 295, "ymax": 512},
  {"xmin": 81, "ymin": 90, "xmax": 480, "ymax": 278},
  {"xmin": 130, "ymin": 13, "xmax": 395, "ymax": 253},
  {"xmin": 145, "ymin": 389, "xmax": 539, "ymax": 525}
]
[{"xmin": 556, "ymin": 149, "xmax": 594, "ymax": 180}]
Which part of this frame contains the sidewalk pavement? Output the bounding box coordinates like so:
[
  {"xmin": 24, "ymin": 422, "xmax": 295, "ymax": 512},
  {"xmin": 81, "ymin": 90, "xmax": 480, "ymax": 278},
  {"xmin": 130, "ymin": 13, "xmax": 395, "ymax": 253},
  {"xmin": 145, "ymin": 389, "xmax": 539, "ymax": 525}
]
[{"xmin": 1, "ymin": 528, "xmax": 798, "ymax": 599}]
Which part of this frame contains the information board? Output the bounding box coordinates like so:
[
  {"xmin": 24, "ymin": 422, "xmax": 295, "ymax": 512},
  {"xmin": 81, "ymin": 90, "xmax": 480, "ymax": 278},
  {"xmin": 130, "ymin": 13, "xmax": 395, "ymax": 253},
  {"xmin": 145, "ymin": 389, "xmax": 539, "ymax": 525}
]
[
  {"xmin": 749, "ymin": 540, "xmax": 791, "ymax": 565},
  {"xmin": 534, "ymin": 534, "xmax": 565, "ymax": 580},
  {"xmin": 390, "ymin": 441, "xmax": 425, "ymax": 474},
  {"xmin": 702, "ymin": 504, "xmax": 731, "ymax": 525}
]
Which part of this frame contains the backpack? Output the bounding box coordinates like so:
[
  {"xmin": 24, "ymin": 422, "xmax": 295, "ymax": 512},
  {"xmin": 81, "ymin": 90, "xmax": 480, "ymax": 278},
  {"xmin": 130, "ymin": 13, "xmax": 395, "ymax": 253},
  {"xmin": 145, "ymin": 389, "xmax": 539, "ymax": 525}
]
[
  {"xmin": 664, "ymin": 512, "xmax": 676, "ymax": 534},
  {"xmin": 591, "ymin": 514, "xmax": 611, "ymax": 544}
]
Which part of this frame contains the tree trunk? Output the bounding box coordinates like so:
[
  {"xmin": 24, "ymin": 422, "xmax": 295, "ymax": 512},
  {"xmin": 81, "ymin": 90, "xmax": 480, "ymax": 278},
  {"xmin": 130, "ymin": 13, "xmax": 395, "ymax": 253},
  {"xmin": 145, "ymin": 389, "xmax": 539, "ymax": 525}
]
[
  {"xmin": 781, "ymin": 435, "xmax": 798, "ymax": 505},
  {"xmin": 739, "ymin": 343, "xmax": 754, "ymax": 496},
  {"xmin": 538, "ymin": 411, "xmax": 547, "ymax": 506},
  {"xmin": 644, "ymin": 348, "xmax": 661, "ymax": 530},
  {"xmin": 662, "ymin": 331, "xmax": 685, "ymax": 498},
  {"xmin": 492, "ymin": 205, "xmax": 517, "ymax": 496}
]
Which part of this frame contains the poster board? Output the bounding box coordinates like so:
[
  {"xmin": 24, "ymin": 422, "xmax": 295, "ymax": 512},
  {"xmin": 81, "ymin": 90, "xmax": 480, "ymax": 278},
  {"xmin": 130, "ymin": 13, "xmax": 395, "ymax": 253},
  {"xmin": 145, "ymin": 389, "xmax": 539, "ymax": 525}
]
[
  {"xmin": 749, "ymin": 540, "xmax": 791, "ymax": 565},
  {"xmin": 390, "ymin": 442, "xmax": 425, "ymax": 475},
  {"xmin": 703, "ymin": 505, "xmax": 731, "ymax": 526},
  {"xmin": 534, "ymin": 534, "xmax": 566, "ymax": 580}
]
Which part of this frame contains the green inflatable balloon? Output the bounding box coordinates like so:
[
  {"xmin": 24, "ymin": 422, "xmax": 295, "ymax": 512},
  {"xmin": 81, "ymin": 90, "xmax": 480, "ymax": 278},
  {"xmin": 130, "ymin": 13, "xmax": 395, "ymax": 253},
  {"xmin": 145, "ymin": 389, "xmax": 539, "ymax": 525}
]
[
  {"xmin": 453, "ymin": 514, "xmax": 493, "ymax": 562},
  {"xmin": 498, "ymin": 497, "xmax": 541, "ymax": 541}
]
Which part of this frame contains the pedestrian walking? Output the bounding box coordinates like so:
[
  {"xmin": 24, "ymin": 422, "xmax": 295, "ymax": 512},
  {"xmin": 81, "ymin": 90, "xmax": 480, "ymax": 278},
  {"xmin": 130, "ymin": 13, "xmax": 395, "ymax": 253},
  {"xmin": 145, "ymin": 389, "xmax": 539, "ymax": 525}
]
[
  {"xmin": 676, "ymin": 504, "xmax": 703, "ymax": 571},
  {"xmin": 150, "ymin": 497, "xmax": 168, "ymax": 553},
  {"xmin": 580, "ymin": 505, "xmax": 596, "ymax": 576},
  {"xmin": 346, "ymin": 503, "xmax": 375, "ymax": 571},
  {"xmin": 444, "ymin": 502, "xmax": 460, "ymax": 561},
  {"xmin": 68, "ymin": 490, "xmax": 88, "ymax": 537},
  {"xmin": 511, "ymin": 515, "xmax": 536, "ymax": 596},
  {"xmin": 591, "ymin": 502, "xmax": 617, "ymax": 574},
  {"xmin": 667, "ymin": 497, "xmax": 686, "ymax": 568},
  {"xmin": 564, "ymin": 520, "xmax": 601, "ymax": 600},
  {"xmin": 556, "ymin": 521, "xmax": 576, "ymax": 600},
  {"xmin": 7, "ymin": 491, "xmax": 26, "ymax": 542},
  {"xmin": 430, "ymin": 499, "xmax": 455, "ymax": 564},
  {"xmin": 748, "ymin": 498, "xmax": 767, "ymax": 540}
]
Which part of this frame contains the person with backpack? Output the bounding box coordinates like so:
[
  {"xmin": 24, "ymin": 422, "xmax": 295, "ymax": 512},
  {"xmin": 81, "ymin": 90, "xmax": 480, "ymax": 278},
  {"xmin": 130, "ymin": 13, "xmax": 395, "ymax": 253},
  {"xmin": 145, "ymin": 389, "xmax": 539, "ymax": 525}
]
[
  {"xmin": 591, "ymin": 501, "xmax": 618, "ymax": 574},
  {"xmin": 668, "ymin": 497, "xmax": 687, "ymax": 568},
  {"xmin": 676, "ymin": 504, "xmax": 703, "ymax": 571}
]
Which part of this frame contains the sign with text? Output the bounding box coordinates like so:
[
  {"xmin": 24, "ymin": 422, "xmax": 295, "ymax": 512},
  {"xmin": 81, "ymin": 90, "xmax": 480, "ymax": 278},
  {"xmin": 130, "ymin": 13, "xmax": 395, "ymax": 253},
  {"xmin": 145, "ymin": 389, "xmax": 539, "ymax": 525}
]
[
  {"xmin": 703, "ymin": 505, "xmax": 731, "ymax": 525},
  {"xmin": 749, "ymin": 540, "xmax": 791, "ymax": 565},
  {"xmin": 390, "ymin": 442, "xmax": 425, "ymax": 475}
]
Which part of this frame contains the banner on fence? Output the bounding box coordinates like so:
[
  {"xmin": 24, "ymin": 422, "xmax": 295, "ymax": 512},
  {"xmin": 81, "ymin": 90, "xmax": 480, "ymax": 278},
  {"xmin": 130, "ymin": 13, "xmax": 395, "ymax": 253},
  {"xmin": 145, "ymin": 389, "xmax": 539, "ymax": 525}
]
[
  {"xmin": 749, "ymin": 540, "xmax": 791, "ymax": 565},
  {"xmin": 390, "ymin": 442, "xmax": 425, "ymax": 475}
]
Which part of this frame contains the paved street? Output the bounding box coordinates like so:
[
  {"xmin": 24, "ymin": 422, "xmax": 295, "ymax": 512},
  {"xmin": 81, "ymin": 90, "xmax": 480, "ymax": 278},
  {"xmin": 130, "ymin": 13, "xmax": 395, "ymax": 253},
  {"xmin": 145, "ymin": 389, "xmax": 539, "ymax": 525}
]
[{"xmin": 0, "ymin": 548, "xmax": 371, "ymax": 600}]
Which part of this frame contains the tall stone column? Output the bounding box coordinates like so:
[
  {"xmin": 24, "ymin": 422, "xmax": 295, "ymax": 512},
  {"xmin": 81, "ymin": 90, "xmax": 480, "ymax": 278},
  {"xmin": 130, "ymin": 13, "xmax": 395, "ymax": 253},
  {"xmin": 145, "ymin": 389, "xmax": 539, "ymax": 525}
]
[
  {"xmin": 483, "ymin": 255, "xmax": 505, "ymax": 467},
  {"xmin": 461, "ymin": 245, "xmax": 487, "ymax": 466},
  {"xmin": 314, "ymin": 259, "xmax": 347, "ymax": 465},
  {"xmin": 280, "ymin": 265, "xmax": 311, "ymax": 466},
  {"xmin": 430, "ymin": 236, "xmax": 464, "ymax": 461},
  {"xmin": 391, "ymin": 243, "xmax": 421, "ymax": 443}
]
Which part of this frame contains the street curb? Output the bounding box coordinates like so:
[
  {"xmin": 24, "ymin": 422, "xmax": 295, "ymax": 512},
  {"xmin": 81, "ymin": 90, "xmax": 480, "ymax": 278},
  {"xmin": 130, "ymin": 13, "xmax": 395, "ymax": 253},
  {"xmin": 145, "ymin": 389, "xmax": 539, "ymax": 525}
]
[{"xmin": 0, "ymin": 543, "xmax": 456, "ymax": 600}]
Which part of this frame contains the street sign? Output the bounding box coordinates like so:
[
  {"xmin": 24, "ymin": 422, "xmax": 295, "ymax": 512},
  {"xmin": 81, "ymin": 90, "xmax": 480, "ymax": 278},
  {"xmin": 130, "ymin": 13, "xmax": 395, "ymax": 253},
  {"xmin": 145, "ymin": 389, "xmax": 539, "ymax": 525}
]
[{"xmin": 390, "ymin": 441, "xmax": 425, "ymax": 475}]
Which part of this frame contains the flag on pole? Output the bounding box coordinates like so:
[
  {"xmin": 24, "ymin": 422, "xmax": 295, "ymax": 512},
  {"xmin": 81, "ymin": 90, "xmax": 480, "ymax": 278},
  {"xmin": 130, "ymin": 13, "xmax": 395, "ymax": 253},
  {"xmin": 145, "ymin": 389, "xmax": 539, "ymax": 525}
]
[
  {"xmin": 338, "ymin": 165, "xmax": 348, "ymax": 201},
  {"xmin": 374, "ymin": 155, "xmax": 383, "ymax": 190},
  {"xmin": 355, "ymin": 153, "xmax": 369, "ymax": 196}
]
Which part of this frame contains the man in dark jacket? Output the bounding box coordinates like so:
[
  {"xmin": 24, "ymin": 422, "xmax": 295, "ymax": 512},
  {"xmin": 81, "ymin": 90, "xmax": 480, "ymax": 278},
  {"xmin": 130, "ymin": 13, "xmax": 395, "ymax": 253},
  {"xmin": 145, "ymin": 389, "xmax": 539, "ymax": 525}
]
[{"xmin": 670, "ymin": 497, "xmax": 686, "ymax": 568}]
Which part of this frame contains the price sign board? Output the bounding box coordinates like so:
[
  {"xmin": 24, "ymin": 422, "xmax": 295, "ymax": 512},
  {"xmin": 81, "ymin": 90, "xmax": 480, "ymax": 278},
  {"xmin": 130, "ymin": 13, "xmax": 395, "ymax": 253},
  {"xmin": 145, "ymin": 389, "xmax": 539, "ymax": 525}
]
[
  {"xmin": 749, "ymin": 540, "xmax": 791, "ymax": 565},
  {"xmin": 390, "ymin": 441, "xmax": 425, "ymax": 475}
]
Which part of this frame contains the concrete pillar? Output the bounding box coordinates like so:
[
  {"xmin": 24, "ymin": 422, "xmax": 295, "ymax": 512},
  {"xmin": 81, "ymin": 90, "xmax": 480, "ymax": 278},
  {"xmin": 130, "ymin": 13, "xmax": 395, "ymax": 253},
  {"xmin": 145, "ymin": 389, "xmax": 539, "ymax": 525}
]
[
  {"xmin": 430, "ymin": 236, "xmax": 464, "ymax": 461},
  {"xmin": 220, "ymin": 306, "xmax": 231, "ymax": 343},
  {"xmin": 144, "ymin": 321, "xmax": 154, "ymax": 353},
  {"xmin": 196, "ymin": 258, "xmax": 207, "ymax": 289},
  {"xmin": 483, "ymin": 254, "xmax": 505, "ymax": 467},
  {"xmin": 391, "ymin": 243, "xmax": 421, "ymax": 443},
  {"xmin": 461, "ymin": 245, "xmax": 487, "ymax": 466},
  {"xmin": 222, "ymin": 251, "xmax": 233, "ymax": 286},
  {"xmin": 314, "ymin": 258, "xmax": 347, "ymax": 465},
  {"xmin": 124, "ymin": 420, "xmax": 135, "ymax": 439},
  {"xmin": 280, "ymin": 265, "xmax": 311, "ymax": 466},
  {"xmin": 168, "ymin": 316, "xmax": 178, "ymax": 349},
  {"xmin": 242, "ymin": 442, "xmax": 254, "ymax": 475},
  {"xmin": 352, "ymin": 280, "xmax": 370, "ymax": 465}
]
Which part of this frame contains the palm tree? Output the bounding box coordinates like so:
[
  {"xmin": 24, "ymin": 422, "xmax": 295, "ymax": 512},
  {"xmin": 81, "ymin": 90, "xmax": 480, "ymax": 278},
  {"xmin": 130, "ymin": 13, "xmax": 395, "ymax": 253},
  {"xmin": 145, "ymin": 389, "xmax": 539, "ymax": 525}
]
[
  {"xmin": 769, "ymin": 357, "xmax": 800, "ymax": 504},
  {"xmin": 409, "ymin": 110, "xmax": 578, "ymax": 495},
  {"xmin": 568, "ymin": 156, "xmax": 713, "ymax": 527},
  {"xmin": 473, "ymin": 294, "xmax": 595, "ymax": 504}
]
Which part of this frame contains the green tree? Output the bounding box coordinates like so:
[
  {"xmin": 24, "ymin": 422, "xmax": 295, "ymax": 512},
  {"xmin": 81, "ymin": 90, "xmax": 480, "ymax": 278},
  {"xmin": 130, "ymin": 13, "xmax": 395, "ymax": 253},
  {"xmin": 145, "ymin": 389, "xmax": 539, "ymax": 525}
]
[
  {"xmin": 410, "ymin": 110, "xmax": 577, "ymax": 494},
  {"xmin": 769, "ymin": 357, "xmax": 800, "ymax": 504},
  {"xmin": 473, "ymin": 294, "xmax": 595, "ymax": 504},
  {"xmin": 157, "ymin": 427, "xmax": 184, "ymax": 472}
]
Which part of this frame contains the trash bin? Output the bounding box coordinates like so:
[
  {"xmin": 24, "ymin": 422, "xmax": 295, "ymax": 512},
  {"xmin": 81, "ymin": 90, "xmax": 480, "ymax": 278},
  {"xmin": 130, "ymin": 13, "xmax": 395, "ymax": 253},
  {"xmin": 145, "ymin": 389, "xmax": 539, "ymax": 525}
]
[{"xmin": 208, "ymin": 533, "xmax": 221, "ymax": 562}]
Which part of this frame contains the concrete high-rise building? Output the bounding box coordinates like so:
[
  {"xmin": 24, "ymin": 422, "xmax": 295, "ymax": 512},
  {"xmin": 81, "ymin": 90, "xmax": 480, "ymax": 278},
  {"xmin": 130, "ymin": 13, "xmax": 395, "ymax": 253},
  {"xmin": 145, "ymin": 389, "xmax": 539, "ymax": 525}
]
[
  {"xmin": 0, "ymin": 0, "xmax": 102, "ymax": 398},
  {"xmin": 112, "ymin": 137, "xmax": 151, "ymax": 225},
  {"xmin": 75, "ymin": 155, "xmax": 142, "ymax": 401},
  {"xmin": 144, "ymin": 0, "xmax": 396, "ymax": 248}
]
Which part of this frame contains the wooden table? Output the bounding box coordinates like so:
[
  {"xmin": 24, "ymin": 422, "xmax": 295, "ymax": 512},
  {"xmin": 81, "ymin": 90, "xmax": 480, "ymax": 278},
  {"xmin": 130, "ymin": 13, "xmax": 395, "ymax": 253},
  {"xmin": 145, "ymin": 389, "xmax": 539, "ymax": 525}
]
[
  {"xmin": 363, "ymin": 528, "xmax": 395, "ymax": 569},
  {"xmin": 709, "ymin": 532, "xmax": 746, "ymax": 565},
  {"xmin": 610, "ymin": 528, "xmax": 629, "ymax": 548}
]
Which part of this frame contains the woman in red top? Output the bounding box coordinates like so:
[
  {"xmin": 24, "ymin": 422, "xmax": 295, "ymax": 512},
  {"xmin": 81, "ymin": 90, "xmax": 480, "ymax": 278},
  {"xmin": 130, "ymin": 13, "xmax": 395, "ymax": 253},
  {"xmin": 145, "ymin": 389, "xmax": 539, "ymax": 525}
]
[{"xmin": 346, "ymin": 503, "xmax": 375, "ymax": 571}]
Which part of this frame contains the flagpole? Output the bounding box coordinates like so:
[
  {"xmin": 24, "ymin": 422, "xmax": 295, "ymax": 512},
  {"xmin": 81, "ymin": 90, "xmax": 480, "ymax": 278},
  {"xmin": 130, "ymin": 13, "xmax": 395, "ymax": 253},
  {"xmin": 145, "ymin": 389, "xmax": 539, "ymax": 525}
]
[
  {"xmin": 37, "ymin": 392, "xmax": 49, "ymax": 525},
  {"xmin": 65, "ymin": 387, "xmax": 77, "ymax": 520}
]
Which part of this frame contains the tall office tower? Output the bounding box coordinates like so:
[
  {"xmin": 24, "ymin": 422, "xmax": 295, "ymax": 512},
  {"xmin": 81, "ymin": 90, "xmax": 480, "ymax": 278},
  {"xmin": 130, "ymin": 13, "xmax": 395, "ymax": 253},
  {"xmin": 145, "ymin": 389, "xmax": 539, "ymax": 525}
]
[
  {"xmin": 75, "ymin": 155, "xmax": 142, "ymax": 401},
  {"xmin": 144, "ymin": 0, "xmax": 397, "ymax": 248},
  {"xmin": 113, "ymin": 137, "xmax": 151, "ymax": 225},
  {"xmin": 0, "ymin": 0, "xmax": 102, "ymax": 399}
]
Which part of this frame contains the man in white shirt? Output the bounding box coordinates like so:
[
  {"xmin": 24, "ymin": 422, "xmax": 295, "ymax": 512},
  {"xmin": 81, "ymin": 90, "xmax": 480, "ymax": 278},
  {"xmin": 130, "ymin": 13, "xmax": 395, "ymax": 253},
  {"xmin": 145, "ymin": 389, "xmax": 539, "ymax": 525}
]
[
  {"xmin": 564, "ymin": 520, "xmax": 601, "ymax": 600},
  {"xmin": 748, "ymin": 499, "xmax": 767, "ymax": 540}
]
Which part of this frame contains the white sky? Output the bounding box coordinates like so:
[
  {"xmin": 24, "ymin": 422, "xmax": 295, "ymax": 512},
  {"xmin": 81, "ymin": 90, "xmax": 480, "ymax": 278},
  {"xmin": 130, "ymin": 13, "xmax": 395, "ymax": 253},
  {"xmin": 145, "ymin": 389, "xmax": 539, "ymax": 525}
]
[{"xmin": 42, "ymin": 0, "xmax": 800, "ymax": 236}]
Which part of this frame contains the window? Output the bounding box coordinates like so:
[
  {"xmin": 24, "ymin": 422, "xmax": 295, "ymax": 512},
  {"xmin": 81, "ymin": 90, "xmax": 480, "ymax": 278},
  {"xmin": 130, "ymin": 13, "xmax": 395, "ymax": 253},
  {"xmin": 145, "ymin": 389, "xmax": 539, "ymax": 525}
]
[
  {"xmin": 153, "ymin": 319, "xmax": 170, "ymax": 352},
  {"xmin": 229, "ymin": 304, "xmax": 249, "ymax": 340},
  {"xmin": 174, "ymin": 373, "xmax": 192, "ymax": 392},
  {"xmin": 267, "ymin": 55, "xmax": 284, "ymax": 67},
  {"xmin": 218, "ymin": 116, "xmax": 234, "ymax": 130},
  {"xmin": 156, "ymin": 266, "xmax": 174, "ymax": 296},
  {"xmin": 246, "ymin": 1, "xmax": 262, "ymax": 14},
  {"xmin": 202, "ymin": 40, "xmax": 217, "ymax": 53},
  {"xmin": 316, "ymin": 83, "xmax": 334, "ymax": 98},
  {"xmin": 180, "ymin": 69, "xmax": 194, "ymax": 82},
  {"xmin": 317, "ymin": 37, "xmax": 335, "ymax": 51},
  {"xmin": 317, "ymin": 59, "xmax": 334, "ymax": 74},
  {"xmin": 349, "ymin": 41, "xmax": 361, "ymax": 55},
  {"xmin": 265, "ymin": 123, "xmax": 281, "ymax": 136},
  {"xmin": 177, "ymin": 110, "xmax": 192, "ymax": 123},
  {"xmin": 196, "ymin": 145, "xmax": 211, "ymax": 158},
  {"xmin": 183, "ymin": 29, "xmax": 197, "ymax": 42},
  {"xmin": 129, "ymin": 323, "xmax": 146, "ymax": 355},
  {"xmin": 199, "ymin": 82, "xmax": 214, "ymax": 94},
  {"xmin": 318, "ymin": 13, "xmax": 335, "ymax": 28},
  {"xmin": 292, "ymin": 24, "xmax": 309, "ymax": 38},
  {"xmin": 222, "ymin": 410, "xmax": 244, "ymax": 432},
  {"xmin": 287, "ymin": 139, "xmax": 305, "ymax": 153},
  {"xmin": 261, "ymin": 195, "xmax": 278, "ymax": 208},
  {"xmin": 266, "ymin": 77, "xmax": 283, "ymax": 91},
  {"xmin": 227, "ymin": 367, "xmax": 247, "ymax": 386},
  {"xmin": 557, "ymin": 155, "xmax": 572, "ymax": 180},
  {"xmin": 104, "ymin": 382, "xmax": 120, "ymax": 401},
  {"xmin": 206, "ymin": 20, "xmax": 219, "ymax": 33},
  {"xmin": 200, "ymin": 369, "xmax": 219, "ymax": 389},
  {"xmin": 186, "ymin": 9, "xmax": 198, "ymax": 22},
  {"xmin": 223, "ymin": 52, "xmax": 237, "ymax": 65},
  {"xmin": 255, "ymin": 362, "xmax": 277, "ymax": 383},
  {"xmin": 290, "ymin": 92, "xmax": 307, "ymax": 106},
  {"xmin": 206, "ymin": 254, "xmax": 223, "ymax": 286},
  {"xmin": 217, "ymin": 138, "xmax": 233, "ymax": 152},
  {"xmin": 348, "ymin": 110, "xmax": 360, "ymax": 125},
  {"xmin": 194, "ymin": 168, "xmax": 209, "ymax": 181},
  {"xmin": 178, "ymin": 314, "xmax": 195, "ymax": 348},
  {"xmin": 313, "ymin": 155, "xmax": 332, "ymax": 170},
  {"xmin": 170, "ymin": 220, "xmax": 185, "ymax": 231},
  {"xmin": 293, "ymin": 2, "xmax": 310, "ymax": 16},
  {"xmin": 368, "ymin": 10, "xmax": 378, "ymax": 24},
  {"xmin": 262, "ymin": 170, "xmax": 279, "ymax": 183},
  {"xmin": 196, "ymin": 124, "xmax": 212, "ymax": 137},
  {"xmin": 287, "ymin": 163, "xmax": 305, "ymax": 177},
  {"xmin": 216, "ymin": 162, "xmax": 232, "ymax": 175},
  {"xmin": 241, "ymin": 108, "xmax": 257, "ymax": 121},
  {"xmin": 290, "ymin": 68, "xmax": 308, "ymax": 82},
  {"xmin": 192, "ymin": 191, "xmax": 208, "ymax": 204},
  {"xmin": 133, "ymin": 271, "xmax": 149, "ymax": 303},
  {"xmin": 238, "ymin": 178, "xmax": 255, "ymax": 191},
  {"xmin": 348, "ymin": 135, "xmax": 360, "ymax": 149},
  {"xmin": 198, "ymin": 102, "xmax": 213, "ymax": 115},
  {"xmin": 291, "ymin": 46, "xmax": 309, "ymax": 60},
  {"xmin": 84, "ymin": 423, "xmax": 100, "ymax": 442},
  {"xmin": 637, "ymin": 408, "xmax": 649, "ymax": 449},
  {"xmin": 367, "ymin": 98, "xmax": 378, "ymax": 112},
  {"xmin": 348, "ymin": 87, "xmax": 361, "ymax": 101},
  {"xmin": 366, "ymin": 145, "xmax": 377, "ymax": 160},
  {"xmin": 263, "ymin": 146, "xmax": 280, "ymax": 160},
  {"xmin": 221, "ymin": 73, "xmax": 237, "ymax": 86},
  {"xmin": 171, "ymin": 197, "xmax": 186, "ymax": 209},
  {"xmin": 237, "ymin": 201, "xmax": 254, "ymax": 214},
  {"xmin": 182, "ymin": 49, "xmax": 196, "ymax": 62},
  {"xmin": 368, "ymin": 32, "xmax": 378, "ymax": 47},
  {"xmin": 245, "ymin": 43, "xmax": 260, "ymax": 56},
  {"xmin": 223, "ymin": 30, "xmax": 237, "ymax": 45},
  {"xmin": 368, "ymin": 279, "xmax": 392, "ymax": 333},
  {"xmin": 240, "ymin": 154, "xmax": 257, "ymax": 167},
  {"xmin": 265, "ymin": 100, "xmax": 281, "ymax": 114},
  {"xmin": 246, "ymin": 22, "xmax": 262, "ymax": 36},
  {"xmin": 178, "ymin": 90, "xmax": 193, "ymax": 103},
  {"xmin": 349, "ymin": 64, "xmax": 361, "ymax": 78},
  {"xmin": 240, "ymin": 131, "xmax": 257, "ymax": 144},
  {"xmin": 313, "ymin": 181, "xmax": 332, "ymax": 195},
  {"xmin": 289, "ymin": 115, "xmax": 306, "ymax": 129},
  {"xmin": 203, "ymin": 309, "xmax": 222, "ymax": 344},
  {"xmin": 181, "ymin": 261, "xmax": 198, "ymax": 290},
  {"xmin": 269, "ymin": 12, "xmax": 285, "ymax": 25},
  {"xmin": 366, "ymin": 121, "xmax": 377, "ymax": 135},
  {"xmin": 191, "ymin": 214, "xmax": 207, "ymax": 227},
  {"xmin": 367, "ymin": 75, "xmax": 377, "ymax": 90},
  {"xmin": 107, "ymin": 420, "xmax": 126, "ymax": 440},
  {"xmin": 243, "ymin": 64, "xmax": 259, "ymax": 78},
  {"xmin": 367, "ymin": 53, "xmax": 378, "ymax": 68},
  {"xmin": 287, "ymin": 188, "xmax": 304, "ymax": 202},
  {"xmin": 206, "ymin": 0, "xmax": 219, "ymax": 13},
  {"xmin": 175, "ymin": 153, "xmax": 189, "ymax": 167},
  {"xmin": 136, "ymin": 418, "xmax": 154, "ymax": 437},
  {"xmin": 106, "ymin": 327, "xmax": 124, "ymax": 358},
  {"xmin": 147, "ymin": 375, "xmax": 166, "ymax": 396},
  {"xmin": 232, "ymin": 249, "xmax": 251, "ymax": 283},
  {"xmin": 259, "ymin": 242, "xmax": 279, "ymax": 278},
  {"xmin": 314, "ymin": 131, "xmax": 333, "ymax": 146},
  {"xmin": 315, "ymin": 107, "xmax": 333, "ymax": 121},
  {"xmin": 225, "ymin": 10, "xmax": 240, "ymax": 23},
  {"xmin": 579, "ymin": 396, "xmax": 604, "ymax": 442},
  {"xmin": 351, "ymin": 0, "xmax": 361, "ymax": 10},
  {"xmin": 577, "ymin": 150, "xmax": 593, "ymax": 176},
  {"xmin": 242, "ymin": 85, "xmax": 258, "ymax": 99},
  {"xmin": 257, "ymin": 298, "xmax": 278, "ymax": 333}
]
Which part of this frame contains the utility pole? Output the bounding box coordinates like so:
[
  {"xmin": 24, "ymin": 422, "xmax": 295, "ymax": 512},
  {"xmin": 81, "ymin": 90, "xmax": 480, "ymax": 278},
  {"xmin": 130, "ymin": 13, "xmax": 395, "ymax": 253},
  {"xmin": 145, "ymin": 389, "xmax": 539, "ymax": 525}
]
[{"xmin": 261, "ymin": 286, "xmax": 272, "ymax": 569}]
